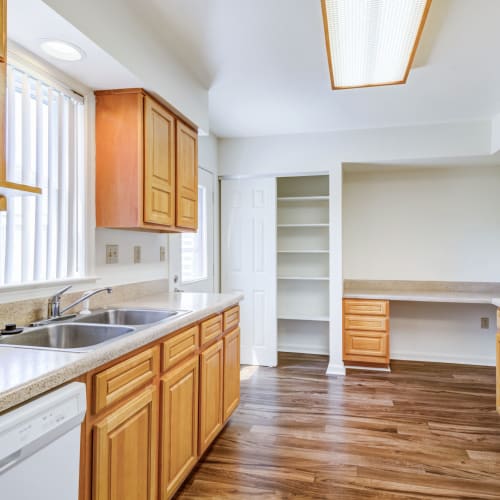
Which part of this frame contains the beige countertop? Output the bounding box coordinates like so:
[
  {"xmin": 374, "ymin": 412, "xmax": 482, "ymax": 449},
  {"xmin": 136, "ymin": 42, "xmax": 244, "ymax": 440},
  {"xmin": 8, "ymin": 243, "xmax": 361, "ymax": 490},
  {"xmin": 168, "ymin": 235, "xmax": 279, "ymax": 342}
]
[
  {"xmin": 0, "ymin": 291, "xmax": 242, "ymax": 414},
  {"xmin": 344, "ymin": 280, "xmax": 500, "ymax": 306}
]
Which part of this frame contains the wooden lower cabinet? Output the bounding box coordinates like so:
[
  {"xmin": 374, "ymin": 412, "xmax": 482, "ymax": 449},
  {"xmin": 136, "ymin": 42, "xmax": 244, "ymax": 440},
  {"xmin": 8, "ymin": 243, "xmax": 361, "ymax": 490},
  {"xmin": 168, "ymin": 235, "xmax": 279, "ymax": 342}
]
[
  {"xmin": 199, "ymin": 340, "xmax": 224, "ymax": 454},
  {"xmin": 343, "ymin": 299, "xmax": 390, "ymax": 368},
  {"xmin": 223, "ymin": 327, "xmax": 240, "ymax": 421},
  {"xmin": 92, "ymin": 385, "xmax": 158, "ymax": 500},
  {"xmin": 160, "ymin": 356, "xmax": 199, "ymax": 499},
  {"xmin": 81, "ymin": 306, "xmax": 241, "ymax": 500}
]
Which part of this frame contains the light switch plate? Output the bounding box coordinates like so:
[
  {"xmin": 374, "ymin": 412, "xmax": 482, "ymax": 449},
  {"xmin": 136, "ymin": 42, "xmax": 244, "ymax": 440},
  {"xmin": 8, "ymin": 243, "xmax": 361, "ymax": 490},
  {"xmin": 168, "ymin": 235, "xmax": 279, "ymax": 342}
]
[
  {"xmin": 160, "ymin": 246, "xmax": 166, "ymax": 262},
  {"xmin": 134, "ymin": 246, "xmax": 141, "ymax": 264},
  {"xmin": 480, "ymin": 317, "xmax": 489, "ymax": 329},
  {"xmin": 105, "ymin": 244, "xmax": 118, "ymax": 264}
]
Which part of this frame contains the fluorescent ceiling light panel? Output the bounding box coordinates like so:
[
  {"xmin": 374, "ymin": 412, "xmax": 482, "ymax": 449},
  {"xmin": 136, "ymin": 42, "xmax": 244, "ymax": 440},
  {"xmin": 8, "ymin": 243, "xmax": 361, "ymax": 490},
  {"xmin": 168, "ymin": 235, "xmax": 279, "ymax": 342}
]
[
  {"xmin": 40, "ymin": 40, "xmax": 85, "ymax": 61},
  {"xmin": 322, "ymin": 0, "xmax": 432, "ymax": 89}
]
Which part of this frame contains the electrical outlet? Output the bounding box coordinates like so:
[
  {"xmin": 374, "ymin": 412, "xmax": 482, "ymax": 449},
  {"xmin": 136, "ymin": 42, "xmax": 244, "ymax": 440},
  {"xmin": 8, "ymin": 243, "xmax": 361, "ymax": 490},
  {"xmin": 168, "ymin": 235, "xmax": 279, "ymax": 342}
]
[
  {"xmin": 160, "ymin": 246, "xmax": 166, "ymax": 262},
  {"xmin": 134, "ymin": 246, "xmax": 141, "ymax": 264},
  {"xmin": 105, "ymin": 244, "xmax": 118, "ymax": 264},
  {"xmin": 480, "ymin": 317, "xmax": 489, "ymax": 329}
]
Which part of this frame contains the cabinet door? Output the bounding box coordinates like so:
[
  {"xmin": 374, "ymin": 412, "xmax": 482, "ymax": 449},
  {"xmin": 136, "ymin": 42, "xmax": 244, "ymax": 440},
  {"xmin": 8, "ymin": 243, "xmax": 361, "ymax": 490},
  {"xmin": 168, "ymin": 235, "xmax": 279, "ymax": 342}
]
[
  {"xmin": 93, "ymin": 386, "xmax": 158, "ymax": 500},
  {"xmin": 176, "ymin": 121, "xmax": 198, "ymax": 230},
  {"xmin": 223, "ymin": 327, "xmax": 240, "ymax": 421},
  {"xmin": 199, "ymin": 340, "xmax": 223, "ymax": 454},
  {"xmin": 144, "ymin": 96, "xmax": 175, "ymax": 226},
  {"xmin": 160, "ymin": 356, "xmax": 199, "ymax": 499},
  {"xmin": 0, "ymin": 0, "xmax": 6, "ymax": 62}
]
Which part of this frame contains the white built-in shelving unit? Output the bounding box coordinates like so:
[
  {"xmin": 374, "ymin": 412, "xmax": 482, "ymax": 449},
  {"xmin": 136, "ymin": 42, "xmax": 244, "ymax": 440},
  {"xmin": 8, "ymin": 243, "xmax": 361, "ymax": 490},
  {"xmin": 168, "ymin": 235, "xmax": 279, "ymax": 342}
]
[{"xmin": 277, "ymin": 175, "xmax": 330, "ymax": 355}]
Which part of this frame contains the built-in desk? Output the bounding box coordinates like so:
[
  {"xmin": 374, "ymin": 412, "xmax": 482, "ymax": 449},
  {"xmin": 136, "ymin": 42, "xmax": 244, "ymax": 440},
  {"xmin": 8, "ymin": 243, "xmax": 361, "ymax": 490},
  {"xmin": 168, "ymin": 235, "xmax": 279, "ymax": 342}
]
[
  {"xmin": 344, "ymin": 280, "xmax": 500, "ymax": 305},
  {"xmin": 344, "ymin": 281, "xmax": 500, "ymax": 414}
]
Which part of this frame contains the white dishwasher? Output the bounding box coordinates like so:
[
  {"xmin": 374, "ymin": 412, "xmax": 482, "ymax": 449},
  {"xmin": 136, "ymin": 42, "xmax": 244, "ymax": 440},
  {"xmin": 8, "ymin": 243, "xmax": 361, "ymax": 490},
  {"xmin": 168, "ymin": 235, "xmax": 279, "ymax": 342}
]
[{"xmin": 0, "ymin": 382, "xmax": 86, "ymax": 500}]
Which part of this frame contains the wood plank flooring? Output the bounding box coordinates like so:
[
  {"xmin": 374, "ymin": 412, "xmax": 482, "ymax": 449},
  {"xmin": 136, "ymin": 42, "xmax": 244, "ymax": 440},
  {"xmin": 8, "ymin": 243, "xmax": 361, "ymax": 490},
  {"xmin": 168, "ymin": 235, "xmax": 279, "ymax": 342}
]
[{"xmin": 176, "ymin": 353, "xmax": 500, "ymax": 499}]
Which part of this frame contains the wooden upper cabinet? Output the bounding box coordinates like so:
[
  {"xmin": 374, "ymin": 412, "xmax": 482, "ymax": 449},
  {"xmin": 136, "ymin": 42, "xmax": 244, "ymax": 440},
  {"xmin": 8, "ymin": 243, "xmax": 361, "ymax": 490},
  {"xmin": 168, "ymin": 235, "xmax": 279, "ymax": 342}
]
[
  {"xmin": 176, "ymin": 121, "xmax": 198, "ymax": 230},
  {"xmin": 95, "ymin": 88, "xmax": 198, "ymax": 233},
  {"xmin": 144, "ymin": 96, "xmax": 175, "ymax": 226}
]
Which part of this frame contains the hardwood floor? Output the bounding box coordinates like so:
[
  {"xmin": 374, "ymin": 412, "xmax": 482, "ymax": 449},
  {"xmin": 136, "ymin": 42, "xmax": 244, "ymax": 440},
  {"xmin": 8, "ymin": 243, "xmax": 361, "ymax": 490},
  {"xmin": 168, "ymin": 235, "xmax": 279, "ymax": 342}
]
[{"xmin": 176, "ymin": 353, "xmax": 500, "ymax": 499}]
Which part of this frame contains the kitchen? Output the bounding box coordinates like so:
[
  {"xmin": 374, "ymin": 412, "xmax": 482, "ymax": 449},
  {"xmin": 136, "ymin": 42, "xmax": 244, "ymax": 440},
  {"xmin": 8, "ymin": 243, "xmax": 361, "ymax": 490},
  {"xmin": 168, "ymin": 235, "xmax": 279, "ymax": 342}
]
[{"xmin": 1, "ymin": 0, "xmax": 500, "ymax": 499}]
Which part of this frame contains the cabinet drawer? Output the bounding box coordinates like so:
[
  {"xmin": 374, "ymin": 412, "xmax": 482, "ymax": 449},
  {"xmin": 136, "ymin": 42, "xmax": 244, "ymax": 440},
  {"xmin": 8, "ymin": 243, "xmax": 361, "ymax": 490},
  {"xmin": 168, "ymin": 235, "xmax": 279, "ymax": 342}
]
[
  {"xmin": 344, "ymin": 299, "xmax": 388, "ymax": 317},
  {"xmin": 162, "ymin": 324, "xmax": 199, "ymax": 371},
  {"xmin": 344, "ymin": 315, "xmax": 388, "ymax": 332},
  {"xmin": 200, "ymin": 314, "xmax": 222, "ymax": 347},
  {"xmin": 93, "ymin": 347, "xmax": 159, "ymax": 413},
  {"xmin": 344, "ymin": 330, "xmax": 389, "ymax": 363},
  {"xmin": 223, "ymin": 306, "xmax": 239, "ymax": 332}
]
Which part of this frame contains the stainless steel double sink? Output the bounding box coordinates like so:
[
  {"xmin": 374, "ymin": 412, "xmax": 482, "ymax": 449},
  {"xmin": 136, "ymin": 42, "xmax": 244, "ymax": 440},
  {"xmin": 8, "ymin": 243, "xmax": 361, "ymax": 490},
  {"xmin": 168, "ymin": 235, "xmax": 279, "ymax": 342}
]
[{"xmin": 0, "ymin": 308, "xmax": 189, "ymax": 352}]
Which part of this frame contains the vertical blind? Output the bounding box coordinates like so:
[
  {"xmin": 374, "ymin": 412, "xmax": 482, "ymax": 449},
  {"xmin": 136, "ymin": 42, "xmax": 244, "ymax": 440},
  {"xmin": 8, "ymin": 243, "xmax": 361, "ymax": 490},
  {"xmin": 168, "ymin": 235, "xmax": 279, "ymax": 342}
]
[{"xmin": 0, "ymin": 61, "xmax": 85, "ymax": 286}]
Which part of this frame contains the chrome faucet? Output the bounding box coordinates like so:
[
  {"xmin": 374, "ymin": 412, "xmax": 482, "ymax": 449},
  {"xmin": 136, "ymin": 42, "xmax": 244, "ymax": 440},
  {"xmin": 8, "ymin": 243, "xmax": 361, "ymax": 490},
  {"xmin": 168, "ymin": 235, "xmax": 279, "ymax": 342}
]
[{"xmin": 47, "ymin": 285, "xmax": 113, "ymax": 320}]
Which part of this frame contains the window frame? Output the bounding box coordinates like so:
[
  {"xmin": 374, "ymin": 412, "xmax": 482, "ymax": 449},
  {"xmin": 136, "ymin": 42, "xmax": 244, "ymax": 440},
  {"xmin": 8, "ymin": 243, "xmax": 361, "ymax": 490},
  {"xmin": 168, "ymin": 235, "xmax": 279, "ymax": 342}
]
[
  {"xmin": 0, "ymin": 42, "xmax": 96, "ymax": 294},
  {"xmin": 181, "ymin": 184, "xmax": 208, "ymax": 285}
]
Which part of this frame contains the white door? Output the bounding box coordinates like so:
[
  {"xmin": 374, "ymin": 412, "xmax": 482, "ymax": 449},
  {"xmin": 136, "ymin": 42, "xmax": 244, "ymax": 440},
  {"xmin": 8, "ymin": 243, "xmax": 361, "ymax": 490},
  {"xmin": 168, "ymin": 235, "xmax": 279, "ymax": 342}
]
[
  {"xmin": 169, "ymin": 167, "xmax": 215, "ymax": 292},
  {"xmin": 221, "ymin": 178, "xmax": 277, "ymax": 367}
]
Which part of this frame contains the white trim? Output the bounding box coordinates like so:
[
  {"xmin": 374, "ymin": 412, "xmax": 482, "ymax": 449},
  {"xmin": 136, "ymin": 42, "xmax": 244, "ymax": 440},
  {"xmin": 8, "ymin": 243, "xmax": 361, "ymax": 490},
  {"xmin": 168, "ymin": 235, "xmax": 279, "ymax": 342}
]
[
  {"xmin": 391, "ymin": 351, "xmax": 495, "ymax": 367},
  {"xmin": 278, "ymin": 345, "xmax": 329, "ymax": 356},
  {"xmin": 0, "ymin": 276, "xmax": 99, "ymax": 296},
  {"xmin": 326, "ymin": 362, "xmax": 346, "ymax": 376},
  {"xmin": 329, "ymin": 165, "xmax": 345, "ymax": 377}
]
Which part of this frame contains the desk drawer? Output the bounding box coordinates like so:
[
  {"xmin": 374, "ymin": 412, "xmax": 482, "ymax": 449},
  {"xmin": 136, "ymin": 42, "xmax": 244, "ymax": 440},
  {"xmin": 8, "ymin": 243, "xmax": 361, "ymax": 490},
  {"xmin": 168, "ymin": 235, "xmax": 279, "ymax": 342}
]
[
  {"xmin": 344, "ymin": 330, "xmax": 389, "ymax": 363},
  {"xmin": 200, "ymin": 314, "xmax": 222, "ymax": 347},
  {"xmin": 93, "ymin": 347, "xmax": 159, "ymax": 413},
  {"xmin": 162, "ymin": 324, "xmax": 199, "ymax": 371},
  {"xmin": 344, "ymin": 299, "xmax": 388, "ymax": 317},
  {"xmin": 344, "ymin": 315, "xmax": 388, "ymax": 332},
  {"xmin": 223, "ymin": 306, "xmax": 240, "ymax": 332}
]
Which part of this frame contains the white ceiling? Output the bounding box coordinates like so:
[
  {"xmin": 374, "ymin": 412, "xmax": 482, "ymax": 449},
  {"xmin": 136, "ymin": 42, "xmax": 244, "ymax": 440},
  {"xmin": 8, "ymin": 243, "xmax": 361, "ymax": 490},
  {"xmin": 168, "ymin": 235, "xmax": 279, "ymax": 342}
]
[
  {"xmin": 8, "ymin": 0, "xmax": 142, "ymax": 90},
  {"xmin": 8, "ymin": 0, "xmax": 500, "ymax": 140},
  {"xmin": 119, "ymin": 0, "xmax": 500, "ymax": 138}
]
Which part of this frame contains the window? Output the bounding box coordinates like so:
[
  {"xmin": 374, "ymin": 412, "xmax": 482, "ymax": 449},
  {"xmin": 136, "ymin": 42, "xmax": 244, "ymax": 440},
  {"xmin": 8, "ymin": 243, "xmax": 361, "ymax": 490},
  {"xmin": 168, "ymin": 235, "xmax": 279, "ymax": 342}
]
[
  {"xmin": 0, "ymin": 59, "xmax": 85, "ymax": 286},
  {"xmin": 181, "ymin": 185, "xmax": 207, "ymax": 283}
]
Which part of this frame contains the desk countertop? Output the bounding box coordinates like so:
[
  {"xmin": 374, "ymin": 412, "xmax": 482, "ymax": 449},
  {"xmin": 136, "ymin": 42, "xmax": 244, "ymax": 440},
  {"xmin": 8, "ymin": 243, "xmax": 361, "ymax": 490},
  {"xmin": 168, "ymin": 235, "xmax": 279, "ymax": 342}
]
[{"xmin": 344, "ymin": 280, "xmax": 500, "ymax": 306}]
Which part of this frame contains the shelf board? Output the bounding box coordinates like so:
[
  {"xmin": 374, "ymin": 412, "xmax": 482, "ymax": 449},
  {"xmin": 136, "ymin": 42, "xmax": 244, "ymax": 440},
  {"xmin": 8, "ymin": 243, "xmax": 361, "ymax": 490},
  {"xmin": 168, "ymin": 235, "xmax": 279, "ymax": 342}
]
[
  {"xmin": 277, "ymin": 223, "xmax": 329, "ymax": 228},
  {"xmin": 277, "ymin": 196, "xmax": 329, "ymax": 202},
  {"xmin": 278, "ymin": 250, "xmax": 329, "ymax": 254},
  {"xmin": 278, "ymin": 314, "xmax": 329, "ymax": 322},
  {"xmin": 278, "ymin": 276, "xmax": 329, "ymax": 281}
]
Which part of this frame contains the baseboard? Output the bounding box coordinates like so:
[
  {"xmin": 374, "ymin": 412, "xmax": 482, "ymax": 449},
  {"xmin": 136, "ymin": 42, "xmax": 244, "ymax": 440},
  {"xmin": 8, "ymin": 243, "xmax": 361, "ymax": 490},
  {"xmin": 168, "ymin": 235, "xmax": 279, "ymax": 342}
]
[
  {"xmin": 391, "ymin": 350, "xmax": 495, "ymax": 367},
  {"xmin": 278, "ymin": 344, "xmax": 329, "ymax": 356},
  {"xmin": 345, "ymin": 365, "xmax": 391, "ymax": 372},
  {"xmin": 326, "ymin": 362, "xmax": 346, "ymax": 376}
]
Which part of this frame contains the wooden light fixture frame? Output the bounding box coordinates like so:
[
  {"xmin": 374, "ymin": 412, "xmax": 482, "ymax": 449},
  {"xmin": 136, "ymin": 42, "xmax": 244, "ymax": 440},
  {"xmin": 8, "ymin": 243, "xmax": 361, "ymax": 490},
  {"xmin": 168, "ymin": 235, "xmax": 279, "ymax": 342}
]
[{"xmin": 321, "ymin": 0, "xmax": 433, "ymax": 90}]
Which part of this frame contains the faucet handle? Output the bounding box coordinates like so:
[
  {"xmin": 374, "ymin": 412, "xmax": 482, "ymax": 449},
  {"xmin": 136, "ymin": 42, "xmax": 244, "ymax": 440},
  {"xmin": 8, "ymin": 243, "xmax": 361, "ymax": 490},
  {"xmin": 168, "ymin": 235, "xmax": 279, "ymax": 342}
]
[{"xmin": 50, "ymin": 284, "xmax": 73, "ymax": 301}]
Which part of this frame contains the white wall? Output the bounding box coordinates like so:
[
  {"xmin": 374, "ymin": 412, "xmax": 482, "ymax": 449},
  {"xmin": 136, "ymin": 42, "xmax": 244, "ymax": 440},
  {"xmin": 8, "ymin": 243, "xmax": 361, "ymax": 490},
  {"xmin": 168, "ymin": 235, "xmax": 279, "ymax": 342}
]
[
  {"xmin": 343, "ymin": 164, "xmax": 500, "ymax": 366},
  {"xmin": 390, "ymin": 302, "xmax": 496, "ymax": 366},
  {"xmin": 343, "ymin": 165, "xmax": 500, "ymax": 281},
  {"xmin": 219, "ymin": 120, "xmax": 491, "ymax": 177},
  {"xmin": 94, "ymin": 229, "xmax": 168, "ymax": 286}
]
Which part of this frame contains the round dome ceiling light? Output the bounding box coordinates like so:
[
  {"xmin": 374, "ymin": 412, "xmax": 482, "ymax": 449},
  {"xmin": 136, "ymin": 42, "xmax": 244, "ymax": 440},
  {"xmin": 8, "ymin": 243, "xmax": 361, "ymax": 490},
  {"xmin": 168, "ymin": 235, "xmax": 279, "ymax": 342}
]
[{"xmin": 40, "ymin": 40, "xmax": 85, "ymax": 62}]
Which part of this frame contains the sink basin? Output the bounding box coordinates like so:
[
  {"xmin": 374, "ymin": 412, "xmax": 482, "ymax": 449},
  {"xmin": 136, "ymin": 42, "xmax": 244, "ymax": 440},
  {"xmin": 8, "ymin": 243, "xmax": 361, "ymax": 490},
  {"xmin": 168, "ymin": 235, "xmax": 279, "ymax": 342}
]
[
  {"xmin": 0, "ymin": 323, "xmax": 134, "ymax": 351},
  {"xmin": 73, "ymin": 308, "xmax": 182, "ymax": 326}
]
